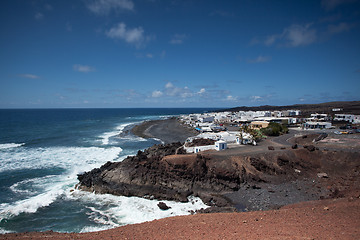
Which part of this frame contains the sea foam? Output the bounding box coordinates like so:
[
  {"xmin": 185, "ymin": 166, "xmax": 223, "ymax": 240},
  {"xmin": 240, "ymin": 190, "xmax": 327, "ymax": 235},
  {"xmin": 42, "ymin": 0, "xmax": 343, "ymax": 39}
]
[
  {"xmin": 0, "ymin": 143, "xmax": 25, "ymax": 150},
  {"xmin": 0, "ymin": 146, "xmax": 122, "ymax": 173},
  {"xmin": 100, "ymin": 123, "xmax": 132, "ymax": 145},
  {"xmin": 0, "ymin": 146, "xmax": 123, "ymax": 221},
  {"xmin": 69, "ymin": 190, "xmax": 209, "ymax": 232}
]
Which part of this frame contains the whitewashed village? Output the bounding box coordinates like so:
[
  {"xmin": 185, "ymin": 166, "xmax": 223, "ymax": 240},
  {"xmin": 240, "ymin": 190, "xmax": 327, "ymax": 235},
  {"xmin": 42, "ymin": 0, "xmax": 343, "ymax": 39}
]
[{"xmin": 178, "ymin": 109, "xmax": 360, "ymax": 153}]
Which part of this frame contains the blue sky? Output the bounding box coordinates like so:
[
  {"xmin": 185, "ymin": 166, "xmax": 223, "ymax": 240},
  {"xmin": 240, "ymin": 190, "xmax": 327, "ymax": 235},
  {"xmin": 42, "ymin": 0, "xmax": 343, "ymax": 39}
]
[{"xmin": 1, "ymin": 0, "xmax": 359, "ymax": 108}]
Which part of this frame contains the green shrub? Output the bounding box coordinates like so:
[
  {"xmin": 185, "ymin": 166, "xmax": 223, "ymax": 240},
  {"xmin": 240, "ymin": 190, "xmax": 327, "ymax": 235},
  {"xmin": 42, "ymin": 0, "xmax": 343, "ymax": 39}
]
[{"xmin": 261, "ymin": 122, "xmax": 288, "ymax": 136}]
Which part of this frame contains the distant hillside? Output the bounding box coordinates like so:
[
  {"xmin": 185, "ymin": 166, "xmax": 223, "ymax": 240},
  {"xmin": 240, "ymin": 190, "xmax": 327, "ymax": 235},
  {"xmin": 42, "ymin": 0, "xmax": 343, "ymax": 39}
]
[{"xmin": 225, "ymin": 101, "xmax": 360, "ymax": 115}]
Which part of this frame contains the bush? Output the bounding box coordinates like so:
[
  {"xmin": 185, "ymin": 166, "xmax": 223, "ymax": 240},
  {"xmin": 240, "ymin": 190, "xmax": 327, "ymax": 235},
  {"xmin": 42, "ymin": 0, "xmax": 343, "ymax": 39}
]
[{"xmin": 261, "ymin": 123, "xmax": 288, "ymax": 136}]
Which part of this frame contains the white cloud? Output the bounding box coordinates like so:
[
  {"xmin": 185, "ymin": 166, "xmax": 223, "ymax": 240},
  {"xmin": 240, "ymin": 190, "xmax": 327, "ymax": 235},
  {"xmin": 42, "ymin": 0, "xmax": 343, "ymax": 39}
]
[
  {"xmin": 263, "ymin": 23, "xmax": 317, "ymax": 47},
  {"xmin": 285, "ymin": 24, "xmax": 317, "ymax": 47},
  {"xmin": 169, "ymin": 34, "xmax": 187, "ymax": 44},
  {"xmin": 146, "ymin": 53, "xmax": 153, "ymax": 58},
  {"xmin": 251, "ymin": 96, "xmax": 262, "ymax": 101},
  {"xmin": 152, "ymin": 82, "xmax": 195, "ymax": 99},
  {"xmin": 165, "ymin": 82, "xmax": 192, "ymax": 98},
  {"xmin": 106, "ymin": 22, "xmax": 149, "ymax": 48},
  {"xmin": 86, "ymin": 0, "xmax": 134, "ymax": 15},
  {"xmin": 35, "ymin": 12, "xmax": 44, "ymax": 20},
  {"xmin": 165, "ymin": 82, "xmax": 174, "ymax": 89},
  {"xmin": 18, "ymin": 74, "xmax": 40, "ymax": 79},
  {"xmin": 328, "ymin": 22, "xmax": 351, "ymax": 35},
  {"xmin": 198, "ymin": 88, "xmax": 206, "ymax": 94},
  {"xmin": 152, "ymin": 90, "xmax": 163, "ymax": 98},
  {"xmin": 226, "ymin": 95, "xmax": 237, "ymax": 101},
  {"xmin": 264, "ymin": 35, "xmax": 278, "ymax": 46},
  {"xmin": 247, "ymin": 55, "xmax": 271, "ymax": 63},
  {"xmin": 73, "ymin": 64, "xmax": 95, "ymax": 73}
]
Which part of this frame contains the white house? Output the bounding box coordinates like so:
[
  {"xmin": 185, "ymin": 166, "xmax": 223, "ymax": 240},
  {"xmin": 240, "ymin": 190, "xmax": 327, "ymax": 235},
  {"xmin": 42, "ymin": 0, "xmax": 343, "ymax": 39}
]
[
  {"xmin": 302, "ymin": 122, "xmax": 332, "ymax": 129},
  {"xmin": 200, "ymin": 116, "xmax": 215, "ymax": 123},
  {"xmin": 215, "ymin": 140, "xmax": 227, "ymax": 151},
  {"xmin": 309, "ymin": 113, "xmax": 330, "ymax": 121},
  {"xmin": 333, "ymin": 114, "xmax": 360, "ymax": 124},
  {"xmin": 193, "ymin": 145, "xmax": 216, "ymax": 153},
  {"xmin": 236, "ymin": 132, "xmax": 254, "ymax": 145}
]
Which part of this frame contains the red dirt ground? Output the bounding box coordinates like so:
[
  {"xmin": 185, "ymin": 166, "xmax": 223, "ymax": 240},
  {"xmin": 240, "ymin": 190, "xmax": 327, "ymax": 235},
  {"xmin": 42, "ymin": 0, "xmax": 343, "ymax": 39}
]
[{"xmin": 2, "ymin": 197, "xmax": 359, "ymax": 240}]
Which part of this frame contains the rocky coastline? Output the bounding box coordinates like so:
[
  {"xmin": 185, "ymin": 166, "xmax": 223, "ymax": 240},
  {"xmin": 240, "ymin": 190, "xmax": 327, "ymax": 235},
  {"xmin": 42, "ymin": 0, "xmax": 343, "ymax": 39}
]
[
  {"xmin": 76, "ymin": 142, "xmax": 239, "ymax": 212},
  {"xmin": 3, "ymin": 118, "xmax": 360, "ymax": 239},
  {"xmin": 76, "ymin": 120, "xmax": 360, "ymax": 213}
]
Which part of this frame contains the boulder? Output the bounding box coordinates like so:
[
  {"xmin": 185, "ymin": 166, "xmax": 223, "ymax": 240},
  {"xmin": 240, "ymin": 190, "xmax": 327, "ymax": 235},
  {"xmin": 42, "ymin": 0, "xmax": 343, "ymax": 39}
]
[
  {"xmin": 158, "ymin": 202, "xmax": 171, "ymax": 210},
  {"xmin": 317, "ymin": 172, "xmax": 329, "ymax": 178},
  {"xmin": 304, "ymin": 145, "xmax": 316, "ymax": 152}
]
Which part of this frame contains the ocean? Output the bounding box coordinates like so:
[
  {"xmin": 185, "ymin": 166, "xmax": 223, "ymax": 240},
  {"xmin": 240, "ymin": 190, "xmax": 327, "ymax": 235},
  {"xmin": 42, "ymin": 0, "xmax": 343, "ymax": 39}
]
[{"xmin": 0, "ymin": 108, "xmax": 214, "ymax": 233}]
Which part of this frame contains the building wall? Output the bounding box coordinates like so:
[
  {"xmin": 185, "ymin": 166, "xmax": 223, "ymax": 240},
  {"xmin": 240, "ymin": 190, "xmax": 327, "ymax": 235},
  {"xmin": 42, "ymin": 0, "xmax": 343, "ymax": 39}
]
[{"xmin": 250, "ymin": 121, "xmax": 269, "ymax": 129}]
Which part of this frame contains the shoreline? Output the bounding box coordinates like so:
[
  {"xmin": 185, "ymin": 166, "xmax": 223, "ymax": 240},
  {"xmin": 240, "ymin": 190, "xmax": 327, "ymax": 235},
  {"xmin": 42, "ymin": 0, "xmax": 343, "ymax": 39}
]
[{"xmin": 131, "ymin": 117, "xmax": 198, "ymax": 144}]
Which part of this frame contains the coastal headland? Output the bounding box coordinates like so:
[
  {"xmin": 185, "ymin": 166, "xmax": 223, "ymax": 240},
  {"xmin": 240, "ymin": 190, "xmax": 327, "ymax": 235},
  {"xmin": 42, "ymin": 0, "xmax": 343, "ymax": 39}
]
[{"xmin": 77, "ymin": 119, "xmax": 360, "ymax": 213}]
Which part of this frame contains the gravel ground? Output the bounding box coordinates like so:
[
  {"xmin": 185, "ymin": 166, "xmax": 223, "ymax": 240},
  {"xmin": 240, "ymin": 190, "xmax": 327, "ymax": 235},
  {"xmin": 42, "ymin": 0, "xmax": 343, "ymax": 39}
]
[{"xmin": 225, "ymin": 179, "xmax": 329, "ymax": 212}]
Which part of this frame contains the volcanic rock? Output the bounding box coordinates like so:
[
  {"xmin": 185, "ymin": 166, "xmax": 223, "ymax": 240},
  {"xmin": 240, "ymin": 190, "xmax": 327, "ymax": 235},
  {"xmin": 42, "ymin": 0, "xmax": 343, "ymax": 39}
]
[{"xmin": 158, "ymin": 202, "xmax": 171, "ymax": 210}]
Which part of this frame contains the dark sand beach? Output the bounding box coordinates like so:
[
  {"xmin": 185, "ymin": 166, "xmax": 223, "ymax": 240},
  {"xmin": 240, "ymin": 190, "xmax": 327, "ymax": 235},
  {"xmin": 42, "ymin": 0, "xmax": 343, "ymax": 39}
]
[{"xmin": 131, "ymin": 117, "xmax": 198, "ymax": 144}]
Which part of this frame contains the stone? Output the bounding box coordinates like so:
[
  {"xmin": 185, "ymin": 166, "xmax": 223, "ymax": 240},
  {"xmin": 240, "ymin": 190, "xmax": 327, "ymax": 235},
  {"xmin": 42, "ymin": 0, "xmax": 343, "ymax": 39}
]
[
  {"xmin": 158, "ymin": 202, "xmax": 171, "ymax": 210},
  {"xmin": 317, "ymin": 172, "xmax": 329, "ymax": 178},
  {"xmin": 304, "ymin": 145, "xmax": 316, "ymax": 151}
]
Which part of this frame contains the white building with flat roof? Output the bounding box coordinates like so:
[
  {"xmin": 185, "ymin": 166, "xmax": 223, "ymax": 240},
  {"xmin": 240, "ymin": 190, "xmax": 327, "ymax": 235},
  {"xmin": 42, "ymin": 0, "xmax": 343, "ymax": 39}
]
[{"xmin": 302, "ymin": 122, "xmax": 332, "ymax": 129}]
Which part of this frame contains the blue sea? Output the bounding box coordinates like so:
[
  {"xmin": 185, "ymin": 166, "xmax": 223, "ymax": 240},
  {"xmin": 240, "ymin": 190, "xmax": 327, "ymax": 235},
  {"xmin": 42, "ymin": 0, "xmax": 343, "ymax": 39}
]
[{"xmin": 0, "ymin": 108, "xmax": 214, "ymax": 233}]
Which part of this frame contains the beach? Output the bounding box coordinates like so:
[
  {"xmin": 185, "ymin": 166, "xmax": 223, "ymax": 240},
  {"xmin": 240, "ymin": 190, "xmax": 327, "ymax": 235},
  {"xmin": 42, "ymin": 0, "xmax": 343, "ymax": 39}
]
[{"xmin": 131, "ymin": 117, "xmax": 198, "ymax": 144}]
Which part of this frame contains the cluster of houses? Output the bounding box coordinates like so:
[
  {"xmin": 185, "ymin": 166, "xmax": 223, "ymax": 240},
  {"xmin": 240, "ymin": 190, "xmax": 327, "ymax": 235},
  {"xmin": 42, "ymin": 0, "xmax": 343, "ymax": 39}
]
[{"xmin": 179, "ymin": 109, "xmax": 360, "ymax": 153}]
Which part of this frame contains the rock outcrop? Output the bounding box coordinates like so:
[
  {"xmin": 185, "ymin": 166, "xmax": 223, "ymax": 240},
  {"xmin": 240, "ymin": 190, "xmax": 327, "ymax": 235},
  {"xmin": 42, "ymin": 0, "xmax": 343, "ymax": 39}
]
[
  {"xmin": 77, "ymin": 141, "xmax": 360, "ymax": 212},
  {"xmin": 77, "ymin": 142, "xmax": 246, "ymax": 208}
]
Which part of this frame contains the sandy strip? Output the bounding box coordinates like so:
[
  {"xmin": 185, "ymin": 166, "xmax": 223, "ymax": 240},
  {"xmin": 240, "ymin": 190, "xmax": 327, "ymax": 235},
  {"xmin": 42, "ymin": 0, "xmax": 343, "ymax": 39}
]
[
  {"xmin": 2, "ymin": 197, "xmax": 359, "ymax": 239},
  {"xmin": 131, "ymin": 117, "xmax": 198, "ymax": 144}
]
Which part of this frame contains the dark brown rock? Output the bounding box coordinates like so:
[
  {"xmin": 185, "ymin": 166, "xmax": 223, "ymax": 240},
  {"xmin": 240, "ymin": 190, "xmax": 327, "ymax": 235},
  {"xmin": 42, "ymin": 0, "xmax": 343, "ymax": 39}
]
[
  {"xmin": 304, "ymin": 145, "xmax": 316, "ymax": 152},
  {"xmin": 77, "ymin": 142, "xmax": 242, "ymax": 207},
  {"xmin": 158, "ymin": 202, "xmax": 171, "ymax": 210}
]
